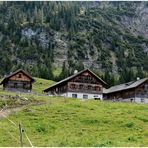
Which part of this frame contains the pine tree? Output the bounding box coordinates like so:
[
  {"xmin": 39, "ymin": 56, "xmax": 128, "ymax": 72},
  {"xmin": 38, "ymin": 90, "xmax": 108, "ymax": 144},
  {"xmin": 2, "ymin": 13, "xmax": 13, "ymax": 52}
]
[
  {"xmin": 58, "ymin": 62, "xmax": 70, "ymax": 81},
  {"xmin": 136, "ymin": 67, "xmax": 145, "ymax": 79},
  {"xmin": 103, "ymin": 70, "xmax": 112, "ymax": 87}
]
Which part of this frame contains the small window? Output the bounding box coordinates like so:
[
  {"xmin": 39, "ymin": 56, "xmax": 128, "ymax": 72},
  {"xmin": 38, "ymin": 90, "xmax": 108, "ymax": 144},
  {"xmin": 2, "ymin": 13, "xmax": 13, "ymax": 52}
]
[
  {"xmin": 19, "ymin": 74, "xmax": 22, "ymax": 78},
  {"xmin": 130, "ymin": 98, "xmax": 134, "ymax": 102},
  {"xmin": 144, "ymin": 84, "xmax": 148, "ymax": 90},
  {"xmin": 79, "ymin": 84, "xmax": 83, "ymax": 89},
  {"xmin": 94, "ymin": 95, "xmax": 100, "ymax": 100},
  {"xmin": 141, "ymin": 98, "xmax": 145, "ymax": 103},
  {"xmin": 85, "ymin": 76, "xmax": 91, "ymax": 80},
  {"xmin": 71, "ymin": 84, "xmax": 76, "ymax": 89},
  {"xmin": 83, "ymin": 95, "xmax": 88, "ymax": 99},
  {"xmin": 17, "ymin": 73, "xmax": 22, "ymax": 78},
  {"xmin": 94, "ymin": 86, "xmax": 100, "ymax": 91},
  {"xmin": 23, "ymin": 83, "xmax": 27, "ymax": 89},
  {"xmin": 55, "ymin": 88, "xmax": 58, "ymax": 92},
  {"xmin": 14, "ymin": 83, "xmax": 17, "ymax": 88},
  {"xmin": 72, "ymin": 94, "xmax": 77, "ymax": 98},
  {"xmin": 88, "ymin": 85, "xmax": 92, "ymax": 90}
]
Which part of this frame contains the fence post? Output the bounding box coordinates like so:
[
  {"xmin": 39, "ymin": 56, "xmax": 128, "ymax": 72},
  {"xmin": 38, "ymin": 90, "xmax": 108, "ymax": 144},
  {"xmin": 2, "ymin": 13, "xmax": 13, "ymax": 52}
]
[{"xmin": 19, "ymin": 123, "xmax": 23, "ymax": 147}]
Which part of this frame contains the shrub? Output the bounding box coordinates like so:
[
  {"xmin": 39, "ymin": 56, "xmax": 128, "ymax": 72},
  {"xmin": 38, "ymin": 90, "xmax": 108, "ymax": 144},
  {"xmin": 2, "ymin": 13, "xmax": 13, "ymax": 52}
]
[{"xmin": 125, "ymin": 122, "xmax": 134, "ymax": 128}]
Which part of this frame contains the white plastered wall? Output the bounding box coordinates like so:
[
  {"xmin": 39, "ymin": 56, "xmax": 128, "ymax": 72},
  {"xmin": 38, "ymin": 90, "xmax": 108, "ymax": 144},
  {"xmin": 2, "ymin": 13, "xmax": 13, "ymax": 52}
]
[
  {"xmin": 60, "ymin": 92, "xmax": 103, "ymax": 100},
  {"xmin": 134, "ymin": 97, "xmax": 148, "ymax": 103}
]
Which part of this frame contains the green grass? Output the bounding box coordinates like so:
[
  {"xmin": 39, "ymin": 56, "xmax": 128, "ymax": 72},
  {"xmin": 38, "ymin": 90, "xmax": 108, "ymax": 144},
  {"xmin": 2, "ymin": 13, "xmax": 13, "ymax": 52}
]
[
  {"xmin": 53, "ymin": 67, "xmax": 62, "ymax": 76},
  {"xmin": 0, "ymin": 78, "xmax": 148, "ymax": 146},
  {"xmin": 0, "ymin": 97, "xmax": 148, "ymax": 147},
  {"xmin": 32, "ymin": 77, "xmax": 55, "ymax": 93}
]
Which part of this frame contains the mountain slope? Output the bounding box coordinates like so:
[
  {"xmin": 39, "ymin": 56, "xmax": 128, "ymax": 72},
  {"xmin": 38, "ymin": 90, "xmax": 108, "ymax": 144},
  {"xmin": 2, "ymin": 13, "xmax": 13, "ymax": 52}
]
[{"xmin": 0, "ymin": 1, "xmax": 148, "ymax": 82}]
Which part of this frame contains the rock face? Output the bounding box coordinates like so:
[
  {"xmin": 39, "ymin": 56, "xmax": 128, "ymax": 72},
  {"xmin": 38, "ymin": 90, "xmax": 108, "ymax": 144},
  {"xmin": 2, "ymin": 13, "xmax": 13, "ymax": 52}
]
[
  {"xmin": 120, "ymin": 2, "xmax": 148, "ymax": 38},
  {"xmin": 53, "ymin": 32, "xmax": 68, "ymax": 68}
]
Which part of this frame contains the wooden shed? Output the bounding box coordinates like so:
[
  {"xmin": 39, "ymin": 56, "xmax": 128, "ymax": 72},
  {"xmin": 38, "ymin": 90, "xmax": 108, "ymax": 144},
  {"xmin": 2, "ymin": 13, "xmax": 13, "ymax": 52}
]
[
  {"xmin": 0, "ymin": 69, "xmax": 35, "ymax": 92},
  {"xmin": 103, "ymin": 77, "xmax": 148, "ymax": 103}
]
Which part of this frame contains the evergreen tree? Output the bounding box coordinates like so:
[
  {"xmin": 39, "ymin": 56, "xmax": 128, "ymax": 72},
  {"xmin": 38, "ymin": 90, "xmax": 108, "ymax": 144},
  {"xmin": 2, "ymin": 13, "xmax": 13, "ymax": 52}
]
[
  {"xmin": 136, "ymin": 67, "xmax": 145, "ymax": 79},
  {"xmin": 103, "ymin": 70, "xmax": 112, "ymax": 87},
  {"xmin": 57, "ymin": 62, "xmax": 70, "ymax": 81}
]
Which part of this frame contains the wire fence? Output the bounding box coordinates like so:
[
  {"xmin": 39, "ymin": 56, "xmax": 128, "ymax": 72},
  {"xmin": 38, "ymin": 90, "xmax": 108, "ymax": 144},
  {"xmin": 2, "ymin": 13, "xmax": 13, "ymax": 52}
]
[{"xmin": 0, "ymin": 105, "xmax": 34, "ymax": 147}]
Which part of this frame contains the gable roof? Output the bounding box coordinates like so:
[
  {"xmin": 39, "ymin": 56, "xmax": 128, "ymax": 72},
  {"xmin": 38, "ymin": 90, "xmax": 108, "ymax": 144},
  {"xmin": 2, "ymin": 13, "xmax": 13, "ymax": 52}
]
[
  {"xmin": 0, "ymin": 69, "xmax": 35, "ymax": 85},
  {"xmin": 103, "ymin": 77, "xmax": 148, "ymax": 94},
  {"xmin": 44, "ymin": 69, "xmax": 107, "ymax": 92}
]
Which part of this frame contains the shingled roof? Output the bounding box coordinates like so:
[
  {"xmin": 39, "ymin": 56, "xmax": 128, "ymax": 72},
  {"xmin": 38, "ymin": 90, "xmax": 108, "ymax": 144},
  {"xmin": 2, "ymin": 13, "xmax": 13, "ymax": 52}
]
[
  {"xmin": 44, "ymin": 69, "xmax": 107, "ymax": 92},
  {"xmin": 0, "ymin": 69, "xmax": 35, "ymax": 85},
  {"xmin": 103, "ymin": 77, "xmax": 148, "ymax": 94}
]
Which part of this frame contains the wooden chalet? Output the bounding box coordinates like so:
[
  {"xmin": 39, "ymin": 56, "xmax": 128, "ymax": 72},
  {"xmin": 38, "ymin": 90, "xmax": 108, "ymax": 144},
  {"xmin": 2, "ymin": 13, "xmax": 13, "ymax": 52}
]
[
  {"xmin": 44, "ymin": 69, "xmax": 107, "ymax": 99},
  {"xmin": 103, "ymin": 77, "xmax": 148, "ymax": 103},
  {"xmin": 0, "ymin": 69, "xmax": 35, "ymax": 92}
]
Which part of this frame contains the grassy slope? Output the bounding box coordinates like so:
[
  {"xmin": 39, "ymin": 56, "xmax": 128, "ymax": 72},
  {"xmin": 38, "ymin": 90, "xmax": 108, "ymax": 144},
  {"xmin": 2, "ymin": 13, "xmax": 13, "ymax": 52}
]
[
  {"xmin": 0, "ymin": 99, "xmax": 148, "ymax": 147},
  {"xmin": 0, "ymin": 78, "xmax": 148, "ymax": 147},
  {"xmin": 32, "ymin": 77, "xmax": 55, "ymax": 93}
]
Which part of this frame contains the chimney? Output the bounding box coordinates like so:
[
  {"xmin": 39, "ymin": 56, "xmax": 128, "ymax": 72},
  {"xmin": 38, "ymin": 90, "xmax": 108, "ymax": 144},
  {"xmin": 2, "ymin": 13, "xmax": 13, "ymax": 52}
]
[
  {"xmin": 74, "ymin": 70, "xmax": 78, "ymax": 74},
  {"xmin": 137, "ymin": 77, "xmax": 140, "ymax": 81}
]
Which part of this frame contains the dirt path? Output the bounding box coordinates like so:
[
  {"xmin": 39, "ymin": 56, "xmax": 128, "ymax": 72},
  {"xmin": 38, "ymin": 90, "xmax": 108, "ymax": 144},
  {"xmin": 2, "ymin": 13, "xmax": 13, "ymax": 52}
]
[
  {"xmin": 0, "ymin": 101, "xmax": 46, "ymax": 119},
  {"xmin": 0, "ymin": 106, "xmax": 26, "ymax": 118}
]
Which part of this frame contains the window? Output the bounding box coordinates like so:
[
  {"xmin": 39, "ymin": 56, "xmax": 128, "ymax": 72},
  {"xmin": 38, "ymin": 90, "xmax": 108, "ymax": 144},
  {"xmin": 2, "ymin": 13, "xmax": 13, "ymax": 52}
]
[
  {"xmin": 18, "ymin": 74, "xmax": 22, "ymax": 78},
  {"xmin": 144, "ymin": 84, "xmax": 148, "ymax": 90},
  {"xmin": 83, "ymin": 95, "xmax": 88, "ymax": 99},
  {"xmin": 14, "ymin": 83, "xmax": 17, "ymax": 88},
  {"xmin": 94, "ymin": 95, "xmax": 100, "ymax": 100},
  {"xmin": 17, "ymin": 73, "xmax": 22, "ymax": 78},
  {"xmin": 88, "ymin": 76, "xmax": 91, "ymax": 80},
  {"xmin": 130, "ymin": 98, "xmax": 134, "ymax": 102},
  {"xmin": 71, "ymin": 84, "xmax": 76, "ymax": 89},
  {"xmin": 72, "ymin": 94, "xmax": 77, "ymax": 98},
  {"xmin": 94, "ymin": 86, "xmax": 100, "ymax": 91},
  {"xmin": 23, "ymin": 83, "xmax": 27, "ymax": 89},
  {"xmin": 55, "ymin": 88, "xmax": 58, "ymax": 92},
  {"xmin": 88, "ymin": 85, "xmax": 92, "ymax": 90},
  {"xmin": 141, "ymin": 98, "xmax": 145, "ymax": 103},
  {"xmin": 79, "ymin": 84, "xmax": 83, "ymax": 89}
]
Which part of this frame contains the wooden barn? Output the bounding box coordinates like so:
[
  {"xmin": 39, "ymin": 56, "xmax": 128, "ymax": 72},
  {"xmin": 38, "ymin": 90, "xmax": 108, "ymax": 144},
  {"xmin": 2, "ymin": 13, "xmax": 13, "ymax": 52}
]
[
  {"xmin": 44, "ymin": 69, "xmax": 107, "ymax": 100},
  {"xmin": 0, "ymin": 69, "xmax": 35, "ymax": 92},
  {"xmin": 103, "ymin": 77, "xmax": 148, "ymax": 103}
]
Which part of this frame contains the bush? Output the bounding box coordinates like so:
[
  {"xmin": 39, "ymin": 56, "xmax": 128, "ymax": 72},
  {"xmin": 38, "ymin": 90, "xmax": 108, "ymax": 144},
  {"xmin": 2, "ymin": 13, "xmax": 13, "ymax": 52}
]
[{"xmin": 125, "ymin": 122, "xmax": 134, "ymax": 128}]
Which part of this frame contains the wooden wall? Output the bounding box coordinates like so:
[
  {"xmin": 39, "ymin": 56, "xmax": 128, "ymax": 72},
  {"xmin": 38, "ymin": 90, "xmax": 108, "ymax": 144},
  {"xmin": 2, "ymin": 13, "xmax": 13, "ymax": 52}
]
[
  {"xmin": 104, "ymin": 80, "xmax": 148, "ymax": 100},
  {"xmin": 46, "ymin": 71, "xmax": 104, "ymax": 95},
  {"xmin": 9, "ymin": 72, "xmax": 31, "ymax": 82},
  {"xmin": 3, "ymin": 72, "xmax": 33, "ymax": 92}
]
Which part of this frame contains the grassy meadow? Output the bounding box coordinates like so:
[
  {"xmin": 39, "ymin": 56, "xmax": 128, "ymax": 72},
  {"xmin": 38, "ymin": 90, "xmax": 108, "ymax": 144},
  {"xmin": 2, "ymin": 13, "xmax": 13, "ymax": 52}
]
[
  {"xmin": 0, "ymin": 78, "xmax": 148, "ymax": 147},
  {"xmin": 32, "ymin": 77, "xmax": 55, "ymax": 93}
]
